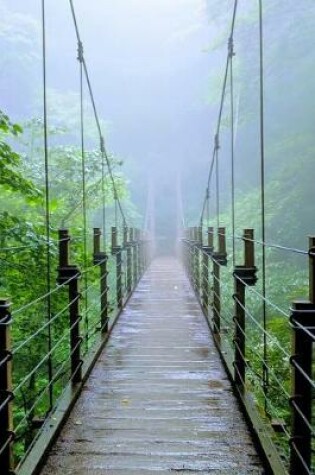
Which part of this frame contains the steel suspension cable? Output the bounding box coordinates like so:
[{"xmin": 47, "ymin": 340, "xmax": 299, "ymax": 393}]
[
  {"xmin": 258, "ymin": 0, "xmax": 268, "ymax": 411},
  {"xmin": 41, "ymin": 0, "xmax": 53, "ymax": 412},
  {"xmin": 69, "ymin": 0, "xmax": 127, "ymax": 228},
  {"xmin": 215, "ymin": 136, "xmax": 220, "ymax": 233},
  {"xmin": 101, "ymin": 152, "xmax": 107, "ymax": 248},
  {"xmin": 115, "ymin": 198, "xmax": 118, "ymax": 229},
  {"xmin": 200, "ymin": 0, "xmax": 238, "ymax": 226},
  {"xmin": 206, "ymin": 187, "xmax": 210, "ymax": 228},
  {"xmin": 229, "ymin": 36, "xmax": 236, "ymax": 266},
  {"xmin": 77, "ymin": 39, "xmax": 89, "ymax": 350}
]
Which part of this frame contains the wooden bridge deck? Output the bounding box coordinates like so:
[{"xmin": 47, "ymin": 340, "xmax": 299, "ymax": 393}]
[{"xmin": 40, "ymin": 257, "xmax": 263, "ymax": 475}]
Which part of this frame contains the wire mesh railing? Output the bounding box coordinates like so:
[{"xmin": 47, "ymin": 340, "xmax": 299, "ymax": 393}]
[
  {"xmin": 182, "ymin": 226, "xmax": 315, "ymax": 475},
  {"xmin": 0, "ymin": 226, "xmax": 150, "ymax": 475}
]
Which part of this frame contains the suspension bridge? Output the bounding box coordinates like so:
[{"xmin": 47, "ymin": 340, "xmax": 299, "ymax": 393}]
[{"xmin": 0, "ymin": 1, "xmax": 314, "ymax": 474}]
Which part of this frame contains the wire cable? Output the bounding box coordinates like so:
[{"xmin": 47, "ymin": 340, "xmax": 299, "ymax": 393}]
[
  {"xmin": 258, "ymin": 0, "xmax": 268, "ymax": 411},
  {"xmin": 69, "ymin": 0, "xmax": 127, "ymax": 227},
  {"xmin": 200, "ymin": 0, "xmax": 238, "ymax": 226},
  {"xmin": 41, "ymin": 0, "xmax": 53, "ymax": 411},
  {"xmin": 229, "ymin": 35, "xmax": 236, "ymax": 266},
  {"xmin": 77, "ymin": 36, "xmax": 89, "ymax": 352}
]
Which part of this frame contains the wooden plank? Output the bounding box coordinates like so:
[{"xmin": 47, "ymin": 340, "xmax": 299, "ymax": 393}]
[{"xmin": 40, "ymin": 257, "xmax": 263, "ymax": 474}]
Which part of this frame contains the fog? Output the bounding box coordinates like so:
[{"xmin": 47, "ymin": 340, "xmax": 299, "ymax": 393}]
[
  {"xmin": 1, "ymin": 0, "xmax": 228, "ymax": 251},
  {"xmin": 1, "ymin": 0, "xmax": 315, "ymax": 252}
]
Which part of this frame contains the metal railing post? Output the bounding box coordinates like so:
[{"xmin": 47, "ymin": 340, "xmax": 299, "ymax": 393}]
[
  {"xmin": 191, "ymin": 228, "xmax": 195, "ymax": 286},
  {"xmin": 212, "ymin": 262, "xmax": 220, "ymax": 337},
  {"xmin": 186, "ymin": 229, "xmax": 191, "ymax": 282},
  {"xmin": 57, "ymin": 229, "xmax": 82, "ymax": 384},
  {"xmin": 211, "ymin": 227, "xmax": 227, "ymax": 340},
  {"xmin": 195, "ymin": 226, "xmax": 202, "ymax": 296},
  {"xmin": 207, "ymin": 226, "xmax": 214, "ymax": 249},
  {"xmin": 123, "ymin": 226, "xmax": 128, "ymax": 248},
  {"xmin": 0, "ymin": 299, "xmax": 13, "ymax": 475},
  {"xmin": 135, "ymin": 229, "xmax": 141, "ymax": 282},
  {"xmin": 289, "ymin": 236, "xmax": 315, "ymax": 474},
  {"xmin": 233, "ymin": 229, "xmax": 257, "ymax": 391},
  {"xmin": 131, "ymin": 228, "xmax": 137, "ymax": 289},
  {"xmin": 93, "ymin": 228, "xmax": 108, "ymax": 333},
  {"xmin": 201, "ymin": 250, "xmax": 209, "ymax": 312},
  {"xmin": 141, "ymin": 233, "xmax": 145, "ymax": 275},
  {"xmin": 111, "ymin": 227, "xmax": 123, "ymax": 309},
  {"xmin": 127, "ymin": 228, "xmax": 132, "ymax": 294},
  {"xmin": 111, "ymin": 226, "xmax": 117, "ymax": 250},
  {"xmin": 202, "ymin": 230, "xmax": 214, "ymax": 316}
]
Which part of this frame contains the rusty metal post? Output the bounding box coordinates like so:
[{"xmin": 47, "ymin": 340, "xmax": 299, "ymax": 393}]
[
  {"xmin": 233, "ymin": 229, "xmax": 257, "ymax": 391},
  {"xmin": 0, "ymin": 299, "xmax": 13, "ymax": 474},
  {"xmin": 57, "ymin": 229, "xmax": 82, "ymax": 384},
  {"xmin": 93, "ymin": 228, "xmax": 108, "ymax": 333},
  {"xmin": 289, "ymin": 236, "xmax": 315, "ymax": 474}
]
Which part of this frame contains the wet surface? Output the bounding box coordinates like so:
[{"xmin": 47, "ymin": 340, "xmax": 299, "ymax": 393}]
[{"xmin": 40, "ymin": 257, "xmax": 264, "ymax": 474}]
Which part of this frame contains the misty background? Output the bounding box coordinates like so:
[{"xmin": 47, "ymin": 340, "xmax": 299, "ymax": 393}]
[
  {"xmin": 1, "ymin": 0, "xmax": 315, "ymax": 252},
  {"xmin": 0, "ymin": 0, "xmax": 232, "ymax": 253}
]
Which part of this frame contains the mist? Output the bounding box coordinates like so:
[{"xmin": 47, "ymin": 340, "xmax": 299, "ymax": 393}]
[
  {"xmin": 1, "ymin": 0, "xmax": 227, "ymax": 253},
  {"xmin": 3, "ymin": 3, "xmax": 315, "ymax": 471},
  {"xmin": 1, "ymin": 0, "xmax": 315, "ymax": 253}
]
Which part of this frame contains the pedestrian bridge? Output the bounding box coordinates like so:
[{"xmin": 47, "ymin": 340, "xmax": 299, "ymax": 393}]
[{"xmin": 0, "ymin": 1, "xmax": 314, "ymax": 474}]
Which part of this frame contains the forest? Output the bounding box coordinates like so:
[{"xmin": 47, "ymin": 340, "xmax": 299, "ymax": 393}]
[{"xmin": 0, "ymin": 0, "xmax": 315, "ymax": 473}]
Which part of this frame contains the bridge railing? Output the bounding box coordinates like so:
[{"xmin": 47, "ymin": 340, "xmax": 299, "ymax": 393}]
[
  {"xmin": 182, "ymin": 227, "xmax": 315, "ymax": 475},
  {"xmin": 0, "ymin": 226, "xmax": 150, "ymax": 475}
]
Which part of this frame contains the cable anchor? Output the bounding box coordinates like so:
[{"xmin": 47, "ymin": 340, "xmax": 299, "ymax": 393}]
[
  {"xmin": 228, "ymin": 36, "xmax": 235, "ymax": 58},
  {"xmin": 215, "ymin": 133, "xmax": 220, "ymax": 151},
  {"xmin": 100, "ymin": 136, "xmax": 105, "ymax": 154},
  {"xmin": 77, "ymin": 40, "xmax": 84, "ymax": 63}
]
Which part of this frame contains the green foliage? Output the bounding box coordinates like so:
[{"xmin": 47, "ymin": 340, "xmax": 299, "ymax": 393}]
[
  {"xmin": 0, "ymin": 107, "xmax": 131, "ymax": 464},
  {"xmin": 0, "ymin": 110, "xmax": 39, "ymax": 198}
]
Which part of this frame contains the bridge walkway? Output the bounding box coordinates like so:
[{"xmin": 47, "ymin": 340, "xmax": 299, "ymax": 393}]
[{"xmin": 40, "ymin": 257, "xmax": 263, "ymax": 475}]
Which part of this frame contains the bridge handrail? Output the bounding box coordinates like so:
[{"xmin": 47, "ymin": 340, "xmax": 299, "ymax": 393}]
[
  {"xmin": 182, "ymin": 226, "xmax": 315, "ymax": 475},
  {"xmin": 0, "ymin": 226, "xmax": 151, "ymax": 475}
]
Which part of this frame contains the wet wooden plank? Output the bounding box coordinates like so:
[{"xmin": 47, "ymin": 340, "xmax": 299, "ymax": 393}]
[{"xmin": 40, "ymin": 257, "xmax": 264, "ymax": 474}]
